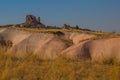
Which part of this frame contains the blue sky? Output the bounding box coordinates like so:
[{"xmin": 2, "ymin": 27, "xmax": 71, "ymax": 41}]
[{"xmin": 0, "ymin": 0, "xmax": 120, "ymax": 32}]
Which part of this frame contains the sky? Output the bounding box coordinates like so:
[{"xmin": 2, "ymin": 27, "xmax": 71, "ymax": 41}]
[{"xmin": 0, "ymin": 0, "xmax": 120, "ymax": 32}]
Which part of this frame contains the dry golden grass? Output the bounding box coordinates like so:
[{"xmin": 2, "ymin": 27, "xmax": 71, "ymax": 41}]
[
  {"xmin": 9, "ymin": 27, "xmax": 120, "ymax": 39},
  {"xmin": 0, "ymin": 47, "xmax": 120, "ymax": 80},
  {"xmin": 8, "ymin": 27, "xmax": 68, "ymax": 33}
]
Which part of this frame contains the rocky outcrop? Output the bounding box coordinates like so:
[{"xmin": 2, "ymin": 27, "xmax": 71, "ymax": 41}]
[
  {"xmin": 62, "ymin": 38, "xmax": 120, "ymax": 62},
  {"xmin": 0, "ymin": 29, "xmax": 31, "ymax": 46},
  {"xmin": 0, "ymin": 29, "xmax": 71, "ymax": 59},
  {"xmin": 1, "ymin": 28, "xmax": 120, "ymax": 62},
  {"xmin": 21, "ymin": 15, "xmax": 45, "ymax": 28},
  {"xmin": 62, "ymin": 24, "xmax": 70, "ymax": 29},
  {"xmin": 25, "ymin": 15, "xmax": 40, "ymax": 25}
]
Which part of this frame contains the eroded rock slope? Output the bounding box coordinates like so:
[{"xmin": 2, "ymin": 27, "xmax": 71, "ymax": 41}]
[{"xmin": 0, "ymin": 28, "xmax": 120, "ymax": 62}]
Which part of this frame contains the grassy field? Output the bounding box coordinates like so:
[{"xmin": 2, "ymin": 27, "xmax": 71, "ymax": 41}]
[{"xmin": 0, "ymin": 47, "xmax": 120, "ymax": 80}]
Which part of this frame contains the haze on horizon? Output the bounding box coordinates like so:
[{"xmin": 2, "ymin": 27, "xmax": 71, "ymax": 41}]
[{"xmin": 0, "ymin": 0, "xmax": 120, "ymax": 32}]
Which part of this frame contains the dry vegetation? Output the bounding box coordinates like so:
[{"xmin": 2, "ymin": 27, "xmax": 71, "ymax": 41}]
[
  {"xmin": 8, "ymin": 27, "xmax": 120, "ymax": 39},
  {"xmin": 0, "ymin": 47, "xmax": 120, "ymax": 80}
]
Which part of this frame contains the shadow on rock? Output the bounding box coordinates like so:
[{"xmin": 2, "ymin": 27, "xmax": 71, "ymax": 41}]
[{"xmin": 0, "ymin": 36, "xmax": 13, "ymax": 48}]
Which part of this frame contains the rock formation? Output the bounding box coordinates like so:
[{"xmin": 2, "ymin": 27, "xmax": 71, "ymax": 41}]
[
  {"xmin": 62, "ymin": 24, "xmax": 70, "ymax": 29},
  {"xmin": 1, "ymin": 28, "xmax": 120, "ymax": 62},
  {"xmin": 22, "ymin": 15, "xmax": 45, "ymax": 28}
]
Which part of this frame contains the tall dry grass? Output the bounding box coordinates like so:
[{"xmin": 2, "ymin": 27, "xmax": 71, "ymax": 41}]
[{"xmin": 0, "ymin": 47, "xmax": 120, "ymax": 80}]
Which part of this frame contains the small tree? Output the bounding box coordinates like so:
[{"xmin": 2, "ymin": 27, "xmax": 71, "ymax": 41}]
[{"xmin": 75, "ymin": 25, "xmax": 79, "ymax": 29}]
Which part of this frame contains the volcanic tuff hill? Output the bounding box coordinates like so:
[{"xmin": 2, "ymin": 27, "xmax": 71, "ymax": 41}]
[
  {"xmin": 0, "ymin": 15, "xmax": 120, "ymax": 62},
  {"xmin": 0, "ymin": 27, "xmax": 120, "ymax": 62}
]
